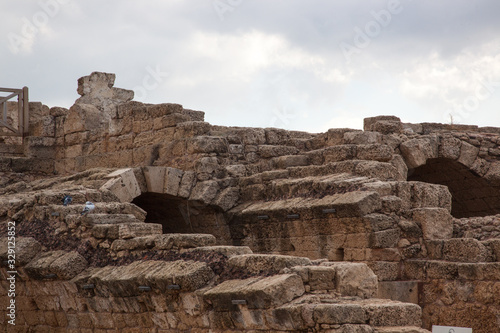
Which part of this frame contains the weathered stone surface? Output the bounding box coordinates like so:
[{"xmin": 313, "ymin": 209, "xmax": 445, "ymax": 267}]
[
  {"xmin": 154, "ymin": 234, "xmax": 216, "ymax": 250},
  {"xmin": 411, "ymin": 208, "xmax": 453, "ymax": 240},
  {"xmin": 189, "ymin": 180, "xmax": 220, "ymax": 204},
  {"xmin": 164, "ymin": 167, "xmax": 184, "ymax": 196},
  {"xmin": 25, "ymin": 251, "xmax": 87, "ymax": 280},
  {"xmin": 143, "ymin": 166, "xmax": 166, "ymax": 193},
  {"xmin": 0, "ymin": 236, "xmax": 41, "ymax": 265},
  {"xmin": 442, "ymin": 238, "xmax": 489, "ymax": 262},
  {"xmin": 332, "ymin": 191, "xmax": 382, "ymax": 217},
  {"xmin": 321, "ymin": 262, "xmax": 378, "ymax": 298},
  {"xmin": 227, "ymin": 254, "xmax": 311, "ymax": 274},
  {"xmin": 203, "ymin": 274, "xmax": 304, "ymax": 310},
  {"xmin": 400, "ymin": 137, "xmax": 438, "ymax": 168},
  {"xmin": 101, "ymin": 168, "xmax": 142, "ymax": 202}
]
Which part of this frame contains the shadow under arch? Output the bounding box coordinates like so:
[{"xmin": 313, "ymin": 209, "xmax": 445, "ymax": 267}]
[
  {"xmin": 408, "ymin": 158, "xmax": 500, "ymax": 218},
  {"xmin": 131, "ymin": 192, "xmax": 231, "ymax": 243}
]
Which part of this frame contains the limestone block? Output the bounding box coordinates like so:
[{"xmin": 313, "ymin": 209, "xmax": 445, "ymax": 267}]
[
  {"xmin": 457, "ymin": 141, "xmax": 479, "ymax": 167},
  {"xmin": 146, "ymin": 103, "xmax": 183, "ymax": 117},
  {"xmin": 182, "ymin": 108, "xmax": 205, "ymax": 121},
  {"xmin": 226, "ymin": 164, "xmax": 247, "ymax": 177},
  {"xmin": 291, "ymin": 266, "xmax": 336, "ymax": 291},
  {"xmin": 227, "ymin": 254, "xmax": 311, "ymax": 274},
  {"xmin": 64, "ymin": 103, "xmax": 110, "ymax": 135},
  {"xmin": 25, "ymin": 251, "xmax": 87, "ymax": 280},
  {"xmin": 90, "ymin": 260, "xmax": 213, "ymax": 296},
  {"xmin": 378, "ymin": 281, "xmax": 419, "ymax": 304},
  {"xmin": 258, "ymin": 145, "xmax": 298, "ymax": 158},
  {"xmin": 326, "ymin": 128, "xmax": 357, "ymax": 145},
  {"xmin": 482, "ymin": 239, "xmax": 500, "ymax": 261},
  {"xmin": 438, "ymin": 136, "xmax": 462, "ymax": 160},
  {"xmin": 356, "ymin": 144, "xmax": 393, "ymax": 162},
  {"xmin": 400, "ymin": 137, "xmax": 438, "ymax": 169},
  {"xmin": 110, "ymin": 236, "xmax": 156, "ymax": 251},
  {"xmin": 50, "ymin": 252, "xmax": 88, "ymax": 280},
  {"xmin": 313, "ymin": 304, "xmax": 367, "ymax": 324},
  {"xmin": 484, "ymin": 161, "xmax": 500, "ymax": 185},
  {"xmin": 154, "ymin": 234, "xmax": 216, "ymax": 250},
  {"xmin": 164, "ymin": 167, "xmax": 184, "ymax": 196},
  {"xmin": 331, "ymin": 191, "xmax": 381, "ymax": 217},
  {"xmin": 323, "ymin": 145, "xmax": 356, "ymax": 163},
  {"xmin": 178, "ymin": 171, "xmax": 196, "ymax": 198},
  {"xmin": 186, "ymin": 136, "xmax": 228, "ymax": 154},
  {"xmin": 82, "ymin": 213, "xmax": 139, "ymax": 225},
  {"xmin": 174, "ymin": 121, "xmax": 211, "ymax": 139},
  {"xmin": 203, "ymin": 274, "xmax": 304, "ymax": 310},
  {"xmin": 364, "ymin": 116, "xmax": 401, "ymax": 131},
  {"xmin": 365, "ymin": 301, "xmax": 421, "ymax": 327},
  {"xmin": 390, "ymin": 155, "xmax": 409, "ymax": 180},
  {"xmin": 118, "ymin": 223, "xmax": 162, "ymax": 239},
  {"xmin": 410, "ymin": 182, "xmax": 452, "ymax": 211},
  {"xmin": 370, "ymin": 120, "xmax": 403, "ymax": 134},
  {"xmin": 213, "ymin": 187, "xmax": 240, "ymax": 211},
  {"xmin": 411, "ymin": 208, "xmax": 453, "ymax": 240},
  {"xmin": 322, "ymin": 262, "xmax": 378, "ymax": 298},
  {"xmin": 443, "ymin": 238, "xmax": 489, "ymax": 262},
  {"xmin": 344, "ymin": 131, "xmax": 382, "ymax": 144},
  {"xmin": 143, "ymin": 166, "xmax": 166, "ymax": 193},
  {"xmin": 370, "ymin": 229, "xmax": 400, "ymax": 248},
  {"xmin": 189, "ymin": 180, "xmax": 220, "ymax": 205},
  {"xmin": 0, "ymin": 237, "xmax": 41, "ymax": 266},
  {"xmin": 272, "ymin": 155, "xmax": 309, "ymax": 169},
  {"xmin": 76, "ymin": 72, "xmax": 134, "ymax": 114},
  {"xmin": 101, "ymin": 168, "xmax": 142, "ymax": 202},
  {"xmin": 184, "ymin": 245, "xmax": 252, "ymax": 258}
]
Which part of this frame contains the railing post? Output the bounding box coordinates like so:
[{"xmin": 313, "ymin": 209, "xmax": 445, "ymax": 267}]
[{"xmin": 22, "ymin": 86, "xmax": 29, "ymax": 137}]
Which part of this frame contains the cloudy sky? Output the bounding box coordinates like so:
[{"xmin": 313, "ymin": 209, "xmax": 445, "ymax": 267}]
[{"xmin": 1, "ymin": 0, "xmax": 500, "ymax": 132}]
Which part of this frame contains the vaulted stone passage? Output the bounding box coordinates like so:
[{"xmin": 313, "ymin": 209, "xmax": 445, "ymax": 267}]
[
  {"xmin": 408, "ymin": 158, "xmax": 500, "ymax": 218},
  {"xmin": 132, "ymin": 192, "xmax": 231, "ymax": 243}
]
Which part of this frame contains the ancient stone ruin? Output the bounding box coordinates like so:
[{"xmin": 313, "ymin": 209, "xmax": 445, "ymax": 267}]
[{"xmin": 1, "ymin": 72, "xmax": 499, "ymax": 332}]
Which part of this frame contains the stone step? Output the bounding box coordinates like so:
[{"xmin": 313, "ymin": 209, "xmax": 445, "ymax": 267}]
[
  {"xmin": 80, "ymin": 260, "xmax": 214, "ymax": 297},
  {"xmin": 82, "ymin": 213, "xmax": 141, "ymax": 225},
  {"xmin": 110, "ymin": 233, "xmax": 218, "ymax": 252},
  {"xmin": 232, "ymin": 190, "xmax": 382, "ymax": 220},
  {"xmin": 37, "ymin": 202, "xmax": 146, "ymax": 221},
  {"xmin": 203, "ymin": 273, "xmax": 305, "ymax": 311},
  {"xmin": 183, "ymin": 245, "xmax": 253, "ymax": 257},
  {"xmin": 92, "ymin": 222, "xmax": 162, "ymax": 240},
  {"xmin": 33, "ymin": 189, "xmax": 109, "ymax": 206},
  {"xmin": 306, "ymin": 144, "xmax": 394, "ymax": 165},
  {"xmin": 275, "ymin": 296, "xmax": 422, "ymax": 329},
  {"xmin": 227, "ymin": 254, "xmax": 312, "ymax": 274}
]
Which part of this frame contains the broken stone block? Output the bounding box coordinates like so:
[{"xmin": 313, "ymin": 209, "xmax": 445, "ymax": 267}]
[
  {"xmin": 178, "ymin": 171, "xmax": 196, "ymax": 198},
  {"xmin": 213, "ymin": 187, "xmax": 240, "ymax": 211},
  {"xmin": 438, "ymin": 136, "xmax": 462, "ymax": 160},
  {"xmin": 344, "ymin": 131, "xmax": 382, "ymax": 144},
  {"xmin": 101, "ymin": 168, "xmax": 142, "ymax": 202}
]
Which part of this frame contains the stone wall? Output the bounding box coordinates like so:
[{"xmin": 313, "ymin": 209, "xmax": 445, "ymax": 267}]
[{"xmin": 2, "ymin": 72, "xmax": 500, "ymax": 332}]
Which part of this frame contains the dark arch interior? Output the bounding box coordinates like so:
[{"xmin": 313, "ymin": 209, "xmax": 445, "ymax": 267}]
[
  {"xmin": 408, "ymin": 158, "xmax": 500, "ymax": 218},
  {"xmin": 132, "ymin": 192, "xmax": 230, "ymax": 242}
]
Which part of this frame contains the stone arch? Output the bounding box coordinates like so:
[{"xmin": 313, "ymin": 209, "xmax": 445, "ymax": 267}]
[
  {"xmin": 408, "ymin": 158, "xmax": 500, "ymax": 218},
  {"xmin": 401, "ymin": 135, "xmax": 500, "ymax": 218},
  {"xmin": 99, "ymin": 167, "xmax": 237, "ymax": 244}
]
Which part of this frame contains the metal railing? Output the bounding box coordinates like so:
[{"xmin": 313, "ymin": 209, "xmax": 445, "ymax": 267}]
[{"xmin": 0, "ymin": 86, "xmax": 29, "ymax": 137}]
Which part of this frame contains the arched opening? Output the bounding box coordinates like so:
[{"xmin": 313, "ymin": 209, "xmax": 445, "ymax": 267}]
[
  {"xmin": 408, "ymin": 158, "xmax": 500, "ymax": 218},
  {"xmin": 131, "ymin": 193, "xmax": 231, "ymax": 243}
]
